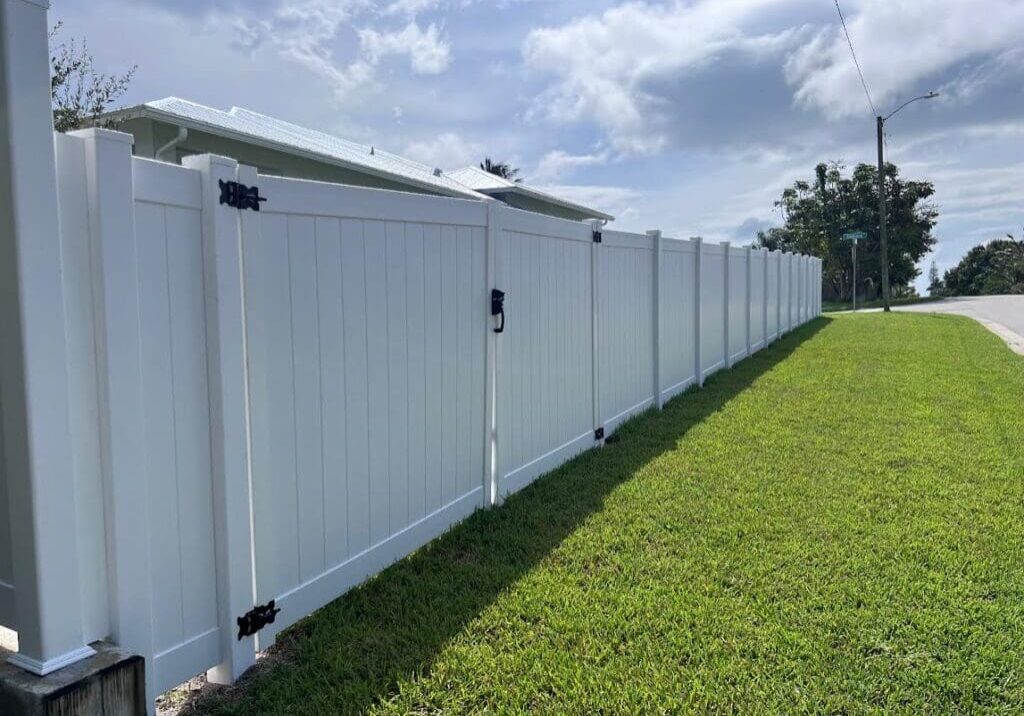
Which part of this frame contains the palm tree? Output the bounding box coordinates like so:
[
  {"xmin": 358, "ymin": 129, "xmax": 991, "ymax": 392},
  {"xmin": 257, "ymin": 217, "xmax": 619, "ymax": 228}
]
[{"xmin": 480, "ymin": 157, "xmax": 522, "ymax": 183}]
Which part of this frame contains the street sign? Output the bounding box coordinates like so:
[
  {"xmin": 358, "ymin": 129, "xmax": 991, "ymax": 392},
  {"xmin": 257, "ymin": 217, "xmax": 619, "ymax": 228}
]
[{"xmin": 842, "ymin": 230, "xmax": 867, "ymax": 242}]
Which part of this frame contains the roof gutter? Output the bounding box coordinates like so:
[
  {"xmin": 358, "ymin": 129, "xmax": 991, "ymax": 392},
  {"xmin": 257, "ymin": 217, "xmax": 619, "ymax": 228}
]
[{"xmin": 155, "ymin": 126, "xmax": 188, "ymax": 162}]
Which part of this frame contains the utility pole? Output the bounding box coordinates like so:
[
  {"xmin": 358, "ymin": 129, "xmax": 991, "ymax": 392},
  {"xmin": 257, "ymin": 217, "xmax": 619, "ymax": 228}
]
[
  {"xmin": 874, "ymin": 91, "xmax": 939, "ymax": 313},
  {"xmin": 877, "ymin": 115, "xmax": 890, "ymax": 312}
]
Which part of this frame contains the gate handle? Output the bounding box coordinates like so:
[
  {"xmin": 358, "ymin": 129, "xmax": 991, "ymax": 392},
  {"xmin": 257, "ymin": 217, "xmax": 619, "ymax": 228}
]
[{"xmin": 491, "ymin": 289, "xmax": 505, "ymax": 334}]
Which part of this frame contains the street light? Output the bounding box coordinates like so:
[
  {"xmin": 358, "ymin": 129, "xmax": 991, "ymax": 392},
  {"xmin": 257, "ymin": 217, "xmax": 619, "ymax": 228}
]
[{"xmin": 877, "ymin": 91, "xmax": 939, "ymax": 312}]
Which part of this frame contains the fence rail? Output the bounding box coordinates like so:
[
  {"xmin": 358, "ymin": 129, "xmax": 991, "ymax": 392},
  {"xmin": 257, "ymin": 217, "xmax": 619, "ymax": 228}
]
[{"xmin": 1, "ymin": 124, "xmax": 821, "ymax": 715}]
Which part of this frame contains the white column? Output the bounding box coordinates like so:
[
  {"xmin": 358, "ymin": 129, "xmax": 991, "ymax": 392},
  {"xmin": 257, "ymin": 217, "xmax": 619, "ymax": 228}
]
[
  {"xmin": 0, "ymin": 0, "xmax": 96, "ymax": 675},
  {"xmin": 484, "ymin": 200, "xmax": 501, "ymax": 506},
  {"xmin": 69, "ymin": 128, "xmax": 156, "ymax": 696},
  {"xmin": 775, "ymin": 252, "xmax": 782, "ymax": 341},
  {"xmin": 182, "ymin": 154, "xmax": 259, "ymax": 684},
  {"xmin": 649, "ymin": 230, "xmax": 663, "ymax": 409},
  {"xmin": 722, "ymin": 242, "xmax": 731, "ymax": 369},
  {"xmin": 694, "ymin": 238, "xmax": 703, "ymax": 387}
]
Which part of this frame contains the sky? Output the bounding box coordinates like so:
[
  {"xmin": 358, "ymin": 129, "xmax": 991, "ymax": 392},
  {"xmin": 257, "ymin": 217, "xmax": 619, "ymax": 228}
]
[{"xmin": 52, "ymin": 0, "xmax": 1024, "ymax": 293}]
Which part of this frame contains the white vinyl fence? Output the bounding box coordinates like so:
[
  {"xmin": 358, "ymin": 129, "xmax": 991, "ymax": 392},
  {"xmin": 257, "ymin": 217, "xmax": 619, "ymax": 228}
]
[
  {"xmin": 0, "ymin": 129, "xmax": 823, "ymax": 710},
  {"xmin": 0, "ymin": 10, "xmax": 822, "ymax": 704},
  {"xmin": 1, "ymin": 130, "xmax": 823, "ymax": 706}
]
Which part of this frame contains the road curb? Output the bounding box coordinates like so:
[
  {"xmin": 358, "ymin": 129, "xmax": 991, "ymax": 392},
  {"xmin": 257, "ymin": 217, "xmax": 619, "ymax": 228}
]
[{"xmin": 976, "ymin": 319, "xmax": 1024, "ymax": 356}]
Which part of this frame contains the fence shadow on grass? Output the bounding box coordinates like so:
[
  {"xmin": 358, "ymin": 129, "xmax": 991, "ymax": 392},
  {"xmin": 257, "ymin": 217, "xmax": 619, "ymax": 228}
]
[{"xmin": 181, "ymin": 317, "xmax": 831, "ymax": 716}]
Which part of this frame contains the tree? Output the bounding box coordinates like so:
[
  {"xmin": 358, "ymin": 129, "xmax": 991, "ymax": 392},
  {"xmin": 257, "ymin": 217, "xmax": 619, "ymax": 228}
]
[
  {"xmin": 479, "ymin": 157, "xmax": 522, "ymax": 183},
  {"xmin": 755, "ymin": 162, "xmax": 937, "ymax": 301},
  {"xmin": 941, "ymin": 235, "xmax": 1024, "ymax": 296},
  {"xmin": 927, "ymin": 261, "xmax": 944, "ymax": 297},
  {"xmin": 50, "ymin": 22, "xmax": 136, "ymax": 132}
]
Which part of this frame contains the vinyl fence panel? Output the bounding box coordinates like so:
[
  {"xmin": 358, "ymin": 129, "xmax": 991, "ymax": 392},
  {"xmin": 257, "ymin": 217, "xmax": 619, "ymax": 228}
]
[
  {"xmin": 700, "ymin": 243, "xmax": 727, "ymax": 376},
  {"xmin": 750, "ymin": 249, "xmax": 766, "ymax": 351},
  {"xmin": 728, "ymin": 246, "xmax": 747, "ymax": 365},
  {"xmin": 659, "ymin": 238, "xmax": 698, "ymax": 402},
  {"xmin": 598, "ymin": 230, "xmax": 656, "ymax": 434},
  {"xmin": 497, "ymin": 208, "xmax": 595, "ymax": 495},
  {"xmin": 766, "ymin": 251, "xmax": 780, "ymax": 342}
]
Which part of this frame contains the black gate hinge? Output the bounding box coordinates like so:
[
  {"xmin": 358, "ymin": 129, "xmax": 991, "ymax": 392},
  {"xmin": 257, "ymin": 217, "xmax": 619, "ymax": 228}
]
[
  {"xmin": 219, "ymin": 179, "xmax": 267, "ymax": 211},
  {"xmin": 592, "ymin": 230, "xmax": 603, "ymax": 244},
  {"xmin": 595, "ymin": 427, "xmax": 605, "ymax": 441},
  {"xmin": 237, "ymin": 600, "xmax": 281, "ymax": 640}
]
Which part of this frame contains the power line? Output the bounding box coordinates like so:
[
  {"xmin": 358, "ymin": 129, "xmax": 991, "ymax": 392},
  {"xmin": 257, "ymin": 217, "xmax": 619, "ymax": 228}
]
[{"xmin": 833, "ymin": 0, "xmax": 877, "ymax": 118}]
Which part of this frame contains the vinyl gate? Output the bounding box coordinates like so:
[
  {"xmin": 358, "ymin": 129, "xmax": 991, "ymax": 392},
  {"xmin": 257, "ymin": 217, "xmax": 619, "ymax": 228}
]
[{"xmin": 241, "ymin": 175, "xmax": 490, "ymax": 648}]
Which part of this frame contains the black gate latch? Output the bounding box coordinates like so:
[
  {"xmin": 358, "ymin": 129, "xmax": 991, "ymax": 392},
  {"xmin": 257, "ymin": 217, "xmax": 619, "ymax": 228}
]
[
  {"xmin": 237, "ymin": 600, "xmax": 281, "ymax": 640},
  {"xmin": 219, "ymin": 179, "xmax": 267, "ymax": 211},
  {"xmin": 491, "ymin": 289, "xmax": 505, "ymax": 334}
]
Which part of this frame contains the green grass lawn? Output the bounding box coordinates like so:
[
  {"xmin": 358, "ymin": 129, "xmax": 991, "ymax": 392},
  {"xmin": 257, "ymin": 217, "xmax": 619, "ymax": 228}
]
[{"xmin": 183, "ymin": 313, "xmax": 1024, "ymax": 715}]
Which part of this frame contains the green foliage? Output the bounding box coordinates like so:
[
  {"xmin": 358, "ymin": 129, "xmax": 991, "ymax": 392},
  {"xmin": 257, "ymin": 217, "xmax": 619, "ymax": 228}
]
[
  {"xmin": 940, "ymin": 237, "xmax": 1024, "ymax": 296},
  {"xmin": 756, "ymin": 162, "xmax": 937, "ymax": 301},
  {"xmin": 50, "ymin": 22, "xmax": 136, "ymax": 133},
  {"xmin": 181, "ymin": 315, "xmax": 1024, "ymax": 715},
  {"xmin": 479, "ymin": 157, "xmax": 522, "ymax": 183}
]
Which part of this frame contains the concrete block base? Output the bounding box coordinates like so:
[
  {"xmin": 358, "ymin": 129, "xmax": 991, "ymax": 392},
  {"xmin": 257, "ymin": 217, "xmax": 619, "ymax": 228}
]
[{"xmin": 0, "ymin": 641, "xmax": 145, "ymax": 715}]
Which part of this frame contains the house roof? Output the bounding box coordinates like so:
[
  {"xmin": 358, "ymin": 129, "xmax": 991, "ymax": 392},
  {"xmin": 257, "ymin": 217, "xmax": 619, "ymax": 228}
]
[
  {"xmin": 446, "ymin": 166, "xmax": 614, "ymax": 222},
  {"xmin": 107, "ymin": 97, "xmax": 488, "ymax": 201}
]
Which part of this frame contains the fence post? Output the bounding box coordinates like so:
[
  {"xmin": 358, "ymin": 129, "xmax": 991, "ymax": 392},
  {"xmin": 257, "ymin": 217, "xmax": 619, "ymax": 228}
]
[
  {"xmin": 0, "ymin": 0, "xmax": 97, "ymax": 675},
  {"xmin": 745, "ymin": 245, "xmax": 752, "ymax": 358},
  {"xmin": 590, "ymin": 220, "xmax": 603, "ymax": 444},
  {"xmin": 484, "ymin": 201, "xmax": 501, "ymax": 506},
  {"xmin": 694, "ymin": 237, "xmax": 703, "ymax": 387},
  {"xmin": 722, "ymin": 242, "xmax": 731, "ymax": 369},
  {"xmin": 649, "ymin": 230, "xmax": 663, "ymax": 409},
  {"xmin": 70, "ymin": 128, "xmax": 157, "ymax": 696},
  {"xmin": 182, "ymin": 154, "xmax": 258, "ymax": 685}
]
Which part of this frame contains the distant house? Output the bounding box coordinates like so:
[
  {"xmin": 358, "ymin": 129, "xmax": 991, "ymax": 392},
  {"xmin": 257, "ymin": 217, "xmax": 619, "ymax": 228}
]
[
  {"xmin": 105, "ymin": 98, "xmax": 612, "ymax": 222},
  {"xmin": 446, "ymin": 166, "xmax": 614, "ymax": 223}
]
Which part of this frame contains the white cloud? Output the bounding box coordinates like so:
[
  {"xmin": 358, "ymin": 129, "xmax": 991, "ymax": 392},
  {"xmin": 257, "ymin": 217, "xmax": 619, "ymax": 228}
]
[
  {"xmin": 361, "ymin": 22, "xmax": 452, "ymax": 75},
  {"xmin": 523, "ymin": 0, "xmax": 802, "ymax": 153},
  {"xmin": 234, "ymin": 0, "xmax": 450, "ymax": 99},
  {"xmin": 403, "ymin": 131, "xmax": 483, "ymax": 167},
  {"xmin": 531, "ymin": 149, "xmax": 610, "ymax": 183},
  {"xmin": 385, "ymin": 0, "xmax": 444, "ymax": 17},
  {"xmin": 234, "ymin": 1, "xmax": 375, "ymax": 96},
  {"xmin": 785, "ymin": 0, "xmax": 1024, "ymax": 118}
]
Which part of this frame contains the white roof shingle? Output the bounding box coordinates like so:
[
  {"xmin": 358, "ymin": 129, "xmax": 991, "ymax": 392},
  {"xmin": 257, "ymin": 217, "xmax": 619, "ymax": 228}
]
[
  {"xmin": 446, "ymin": 165, "xmax": 614, "ymax": 221},
  {"xmin": 121, "ymin": 97, "xmax": 487, "ymax": 200}
]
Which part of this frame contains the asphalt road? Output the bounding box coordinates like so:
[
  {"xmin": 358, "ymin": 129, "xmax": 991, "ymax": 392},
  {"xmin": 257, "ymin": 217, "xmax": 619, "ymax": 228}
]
[{"xmin": 895, "ymin": 295, "xmax": 1024, "ymax": 336}]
